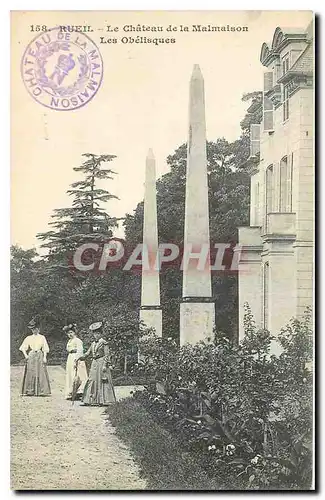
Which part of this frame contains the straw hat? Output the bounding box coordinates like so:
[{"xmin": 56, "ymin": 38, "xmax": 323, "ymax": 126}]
[
  {"xmin": 27, "ymin": 316, "xmax": 40, "ymax": 329},
  {"xmin": 89, "ymin": 321, "xmax": 103, "ymax": 332}
]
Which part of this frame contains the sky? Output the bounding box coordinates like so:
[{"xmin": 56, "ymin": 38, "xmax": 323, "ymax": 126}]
[{"xmin": 11, "ymin": 10, "xmax": 313, "ymax": 252}]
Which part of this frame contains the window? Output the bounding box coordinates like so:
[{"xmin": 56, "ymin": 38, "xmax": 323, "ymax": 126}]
[
  {"xmin": 280, "ymin": 156, "xmax": 288, "ymax": 211},
  {"xmin": 266, "ymin": 165, "xmax": 274, "ymax": 214},
  {"xmin": 279, "ymin": 156, "xmax": 293, "ymax": 212},
  {"xmin": 265, "ymin": 165, "xmax": 274, "ymax": 232},
  {"xmin": 254, "ymin": 182, "xmax": 260, "ymax": 225},
  {"xmin": 263, "ymin": 262, "xmax": 269, "ymax": 330},
  {"xmin": 283, "ymin": 85, "xmax": 289, "ymax": 121}
]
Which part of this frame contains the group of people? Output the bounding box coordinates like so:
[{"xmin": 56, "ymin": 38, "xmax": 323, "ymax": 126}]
[{"xmin": 19, "ymin": 317, "xmax": 116, "ymax": 406}]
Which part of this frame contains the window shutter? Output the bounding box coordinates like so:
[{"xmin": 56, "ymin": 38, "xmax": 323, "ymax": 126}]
[
  {"xmin": 263, "ymin": 71, "xmax": 274, "ymax": 132},
  {"xmin": 264, "ymin": 71, "xmax": 274, "ymax": 92},
  {"xmin": 250, "ymin": 124, "xmax": 260, "ymax": 156},
  {"xmin": 275, "ymin": 62, "xmax": 282, "ymax": 83},
  {"xmin": 263, "ymin": 95, "xmax": 274, "ymax": 131}
]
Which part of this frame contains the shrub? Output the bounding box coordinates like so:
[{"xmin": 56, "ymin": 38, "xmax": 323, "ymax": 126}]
[
  {"xmin": 108, "ymin": 397, "xmax": 221, "ymax": 490},
  {"xmin": 129, "ymin": 306, "xmax": 313, "ymax": 490}
]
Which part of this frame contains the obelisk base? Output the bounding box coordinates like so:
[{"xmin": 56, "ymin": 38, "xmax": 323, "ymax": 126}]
[
  {"xmin": 140, "ymin": 307, "xmax": 162, "ymax": 337},
  {"xmin": 180, "ymin": 300, "xmax": 215, "ymax": 346}
]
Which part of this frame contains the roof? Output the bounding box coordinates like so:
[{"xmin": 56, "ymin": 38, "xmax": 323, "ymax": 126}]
[{"xmin": 290, "ymin": 41, "xmax": 313, "ymax": 73}]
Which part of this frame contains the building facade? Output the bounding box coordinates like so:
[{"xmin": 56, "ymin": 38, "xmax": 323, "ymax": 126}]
[{"xmin": 238, "ymin": 23, "xmax": 314, "ymax": 351}]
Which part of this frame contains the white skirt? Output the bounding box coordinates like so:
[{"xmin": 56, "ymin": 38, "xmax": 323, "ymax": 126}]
[{"xmin": 65, "ymin": 353, "xmax": 88, "ymax": 399}]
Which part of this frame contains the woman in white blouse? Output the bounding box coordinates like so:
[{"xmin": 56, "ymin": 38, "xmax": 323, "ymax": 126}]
[
  {"xmin": 63, "ymin": 324, "xmax": 88, "ymax": 400},
  {"xmin": 19, "ymin": 316, "xmax": 51, "ymax": 396}
]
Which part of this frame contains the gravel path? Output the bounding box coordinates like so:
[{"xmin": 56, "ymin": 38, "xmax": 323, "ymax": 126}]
[{"xmin": 11, "ymin": 365, "xmax": 147, "ymax": 490}]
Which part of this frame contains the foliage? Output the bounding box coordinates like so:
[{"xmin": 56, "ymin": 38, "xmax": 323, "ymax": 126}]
[
  {"xmin": 240, "ymin": 91, "xmax": 263, "ymax": 135},
  {"xmin": 104, "ymin": 303, "xmax": 149, "ymax": 375},
  {"xmin": 11, "ymin": 91, "xmax": 262, "ymax": 357},
  {"xmin": 108, "ymin": 398, "xmax": 220, "ymax": 490},
  {"xmin": 11, "ymin": 152, "xmax": 122, "ymax": 361},
  {"xmin": 37, "ymin": 153, "xmax": 119, "ymax": 259},
  {"xmin": 130, "ymin": 308, "xmax": 313, "ymax": 490},
  {"xmin": 10, "ymin": 242, "xmax": 148, "ymax": 369}
]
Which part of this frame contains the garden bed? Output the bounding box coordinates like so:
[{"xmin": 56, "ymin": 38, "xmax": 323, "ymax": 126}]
[
  {"xmin": 107, "ymin": 397, "xmax": 221, "ymax": 490},
  {"xmin": 115, "ymin": 311, "xmax": 313, "ymax": 491}
]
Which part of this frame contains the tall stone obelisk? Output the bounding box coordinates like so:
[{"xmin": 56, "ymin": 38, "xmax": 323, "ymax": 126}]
[
  {"xmin": 140, "ymin": 149, "xmax": 162, "ymax": 337},
  {"xmin": 180, "ymin": 65, "xmax": 215, "ymax": 345}
]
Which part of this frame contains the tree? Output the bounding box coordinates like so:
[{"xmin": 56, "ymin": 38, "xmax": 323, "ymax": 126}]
[
  {"xmin": 11, "ymin": 246, "xmax": 38, "ymax": 361},
  {"xmin": 12, "ymin": 153, "xmax": 122, "ymax": 361},
  {"xmin": 11, "ymin": 92, "xmax": 263, "ymax": 361},
  {"xmin": 240, "ymin": 91, "xmax": 263, "ymax": 135},
  {"xmin": 37, "ymin": 153, "xmax": 119, "ymax": 258}
]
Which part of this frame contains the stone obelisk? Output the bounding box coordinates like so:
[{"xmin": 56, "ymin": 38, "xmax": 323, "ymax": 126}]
[
  {"xmin": 180, "ymin": 65, "xmax": 215, "ymax": 345},
  {"xmin": 140, "ymin": 149, "xmax": 162, "ymax": 337}
]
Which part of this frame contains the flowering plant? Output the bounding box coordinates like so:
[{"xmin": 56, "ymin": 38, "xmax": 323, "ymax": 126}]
[{"xmin": 132, "ymin": 306, "xmax": 313, "ymax": 490}]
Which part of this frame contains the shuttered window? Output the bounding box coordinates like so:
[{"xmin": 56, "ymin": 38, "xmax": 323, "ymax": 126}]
[
  {"xmin": 280, "ymin": 155, "xmax": 293, "ymax": 212},
  {"xmin": 263, "ymin": 72, "xmax": 274, "ymax": 132},
  {"xmin": 266, "ymin": 165, "xmax": 274, "ymax": 214},
  {"xmin": 255, "ymin": 182, "xmax": 260, "ymax": 225},
  {"xmin": 250, "ymin": 124, "xmax": 260, "ymax": 156},
  {"xmin": 279, "ymin": 156, "xmax": 288, "ymax": 212},
  {"xmin": 283, "ymin": 85, "xmax": 289, "ymax": 121},
  {"xmin": 265, "ymin": 165, "xmax": 273, "ymax": 232},
  {"xmin": 264, "ymin": 71, "xmax": 273, "ymax": 92}
]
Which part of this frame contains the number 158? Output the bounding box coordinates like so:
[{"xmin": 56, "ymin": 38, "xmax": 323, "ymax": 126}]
[{"xmin": 30, "ymin": 25, "xmax": 48, "ymax": 32}]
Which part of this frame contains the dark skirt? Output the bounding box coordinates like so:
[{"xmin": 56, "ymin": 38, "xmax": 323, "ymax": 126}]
[
  {"xmin": 82, "ymin": 357, "xmax": 116, "ymax": 406},
  {"xmin": 21, "ymin": 351, "xmax": 51, "ymax": 396}
]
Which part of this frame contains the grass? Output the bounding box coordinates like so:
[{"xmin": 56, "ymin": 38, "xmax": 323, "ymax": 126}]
[{"xmin": 107, "ymin": 397, "xmax": 220, "ymax": 491}]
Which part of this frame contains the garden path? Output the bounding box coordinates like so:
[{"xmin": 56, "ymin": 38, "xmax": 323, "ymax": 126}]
[{"xmin": 11, "ymin": 365, "xmax": 146, "ymax": 490}]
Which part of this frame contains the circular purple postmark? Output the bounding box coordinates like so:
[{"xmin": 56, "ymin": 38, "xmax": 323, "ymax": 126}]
[{"xmin": 21, "ymin": 27, "xmax": 103, "ymax": 111}]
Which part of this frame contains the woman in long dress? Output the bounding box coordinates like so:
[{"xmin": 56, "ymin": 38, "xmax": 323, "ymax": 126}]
[
  {"xmin": 63, "ymin": 323, "xmax": 88, "ymax": 400},
  {"xmin": 77, "ymin": 321, "xmax": 116, "ymax": 406},
  {"xmin": 19, "ymin": 317, "xmax": 51, "ymax": 396}
]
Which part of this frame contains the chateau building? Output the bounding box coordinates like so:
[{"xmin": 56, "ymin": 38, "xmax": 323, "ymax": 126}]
[{"xmin": 238, "ymin": 22, "xmax": 314, "ymax": 350}]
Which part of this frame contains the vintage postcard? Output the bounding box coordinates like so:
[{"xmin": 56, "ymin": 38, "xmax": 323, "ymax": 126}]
[{"xmin": 11, "ymin": 10, "xmax": 314, "ymax": 491}]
